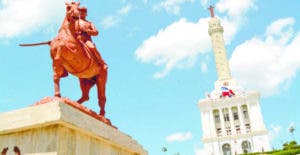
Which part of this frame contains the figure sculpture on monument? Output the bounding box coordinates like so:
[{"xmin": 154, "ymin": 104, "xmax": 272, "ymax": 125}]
[
  {"xmin": 0, "ymin": 146, "xmax": 21, "ymax": 155},
  {"xmin": 1, "ymin": 147, "xmax": 8, "ymax": 155},
  {"xmin": 75, "ymin": 7, "xmax": 107, "ymax": 68},
  {"xmin": 13, "ymin": 146, "xmax": 21, "ymax": 155},
  {"xmin": 20, "ymin": 2, "xmax": 108, "ymax": 116}
]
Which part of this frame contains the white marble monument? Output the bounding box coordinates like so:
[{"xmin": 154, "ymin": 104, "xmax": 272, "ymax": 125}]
[{"xmin": 197, "ymin": 6, "xmax": 271, "ymax": 155}]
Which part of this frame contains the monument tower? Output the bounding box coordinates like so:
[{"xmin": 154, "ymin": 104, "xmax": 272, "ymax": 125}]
[{"xmin": 198, "ymin": 6, "xmax": 271, "ymax": 155}]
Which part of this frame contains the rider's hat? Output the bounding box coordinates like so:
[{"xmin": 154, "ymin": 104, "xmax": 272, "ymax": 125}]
[{"xmin": 79, "ymin": 7, "xmax": 87, "ymax": 13}]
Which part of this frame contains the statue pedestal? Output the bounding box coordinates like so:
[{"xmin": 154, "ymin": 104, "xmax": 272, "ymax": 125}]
[{"xmin": 0, "ymin": 101, "xmax": 147, "ymax": 155}]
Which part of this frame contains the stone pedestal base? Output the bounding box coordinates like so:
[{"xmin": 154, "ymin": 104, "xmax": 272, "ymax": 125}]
[{"xmin": 0, "ymin": 101, "xmax": 147, "ymax": 155}]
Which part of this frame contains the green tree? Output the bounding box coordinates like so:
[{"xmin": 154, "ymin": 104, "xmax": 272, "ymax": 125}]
[
  {"xmin": 283, "ymin": 140, "xmax": 298, "ymax": 150},
  {"xmin": 289, "ymin": 125, "xmax": 295, "ymax": 140},
  {"xmin": 161, "ymin": 147, "xmax": 167, "ymax": 153},
  {"xmin": 290, "ymin": 140, "xmax": 297, "ymax": 145}
]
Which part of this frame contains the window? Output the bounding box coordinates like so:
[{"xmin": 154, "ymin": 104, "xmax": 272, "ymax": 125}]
[
  {"xmin": 243, "ymin": 110, "xmax": 248, "ymax": 119},
  {"xmin": 217, "ymin": 128, "xmax": 222, "ymax": 136},
  {"xmin": 242, "ymin": 141, "xmax": 252, "ymax": 153},
  {"xmin": 226, "ymin": 129, "xmax": 231, "ymax": 135},
  {"xmin": 245, "ymin": 124, "xmax": 251, "ymax": 133},
  {"xmin": 226, "ymin": 126, "xmax": 231, "ymax": 135},
  {"xmin": 233, "ymin": 112, "xmax": 239, "ymax": 120},
  {"xmin": 215, "ymin": 115, "xmax": 220, "ymax": 123},
  {"xmin": 222, "ymin": 144, "xmax": 231, "ymax": 155},
  {"xmin": 235, "ymin": 125, "xmax": 241, "ymax": 134},
  {"xmin": 224, "ymin": 113, "xmax": 230, "ymax": 122}
]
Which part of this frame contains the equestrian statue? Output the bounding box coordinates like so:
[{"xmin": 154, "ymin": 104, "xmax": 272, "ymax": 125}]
[{"xmin": 20, "ymin": 2, "xmax": 108, "ymax": 116}]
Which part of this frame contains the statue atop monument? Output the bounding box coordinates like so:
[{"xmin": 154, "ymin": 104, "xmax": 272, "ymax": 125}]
[
  {"xmin": 75, "ymin": 6, "xmax": 107, "ymax": 68},
  {"xmin": 20, "ymin": 2, "xmax": 108, "ymax": 116},
  {"xmin": 208, "ymin": 5, "xmax": 215, "ymax": 17}
]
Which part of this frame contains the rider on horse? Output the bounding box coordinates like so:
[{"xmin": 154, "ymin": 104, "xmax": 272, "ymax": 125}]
[
  {"xmin": 75, "ymin": 7, "xmax": 107, "ymax": 70},
  {"xmin": 19, "ymin": 2, "xmax": 109, "ymax": 116}
]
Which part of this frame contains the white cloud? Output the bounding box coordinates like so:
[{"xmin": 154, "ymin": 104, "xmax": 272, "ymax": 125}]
[
  {"xmin": 266, "ymin": 18, "xmax": 294, "ymax": 35},
  {"xmin": 201, "ymin": 62, "xmax": 208, "ymax": 73},
  {"xmin": 265, "ymin": 18, "xmax": 295, "ymax": 45},
  {"xmin": 216, "ymin": 0, "xmax": 255, "ymax": 18},
  {"xmin": 215, "ymin": 0, "xmax": 256, "ymax": 43},
  {"xmin": 100, "ymin": 4, "xmax": 132, "ymax": 29},
  {"xmin": 136, "ymin": 0, "xmax": 255, "ymax": 78},
  {"xmin": 0, "ymin": 0, "xmax": 65, "ymax": 38},
  {"xmin": 153, "ymin": 0, "xmax": 194, "ymax": 15},
  {"xmin": 268, "ymin": 124, "xmax": 281, "ymax": 142},
  {"xmin": 101, "ymin": 16, "xmax": 120, "ymax": 29},
  {"xmin": 200, "ymin": 0, "xmax": 209, "ymax": 7},
  {"xmin": 230, "ymin": 17, "xmax": 300, "ymax": 96},
  {"xmin": 118, "ymin": 4, "xmax": 132, "ymax": 15},
  {"xmin": 135, "ymin": 18, "xmax": 211, "ymax": 79},
  {"xmin": 166, "ymin": 132, "xmax": 193, "ymax": 142}
]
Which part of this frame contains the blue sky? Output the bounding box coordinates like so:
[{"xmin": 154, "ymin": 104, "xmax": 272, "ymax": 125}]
[{"xmin": 0, "ymin": 0, "xmax": 300, "ymax": 154}]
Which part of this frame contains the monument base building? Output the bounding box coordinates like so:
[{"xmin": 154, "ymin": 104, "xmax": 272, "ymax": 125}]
[
  {"xmin": 0, "ymin": 100, "xmax": 147, "ymax": 155},
  {"xmin": 198, "ymin": 79, "xmax": 270, "ymax": 155},
  {"xmin": 198, "ymin": 6, "xmax": 271, "ymax": 155}
]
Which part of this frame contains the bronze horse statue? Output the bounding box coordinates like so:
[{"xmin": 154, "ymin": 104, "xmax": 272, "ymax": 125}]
[{"xmin": 20, "ymin": 2, "xmax": 108, "ymax": 116}]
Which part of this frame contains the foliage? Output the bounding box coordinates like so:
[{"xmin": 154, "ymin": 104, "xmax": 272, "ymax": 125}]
[
  {"xmin": 161, "ymin": 147, "xmax": 167, "ymax": 152},
  {"xmin": 239, "ymin": 148, "xmax": 300, "ymax": 155},
  {"xmin": 239, "ymin": 141, "xmax": 300, "ymax": 155},
  {"xmin": 283, "ymin": 141, "xmax": 299, "ymax": 150},
  {"xmin": 272, "ymin": 148, "xmax": 300, "ymax": 155},
  {"xmin": 289, "ymin": 126, "xmax": 295, "ymax": 134}
]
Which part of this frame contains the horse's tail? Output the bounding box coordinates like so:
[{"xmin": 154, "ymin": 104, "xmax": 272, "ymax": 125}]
[{"xmin": 19, "ymin": 41, "xmax": 51, "ymax": 47}]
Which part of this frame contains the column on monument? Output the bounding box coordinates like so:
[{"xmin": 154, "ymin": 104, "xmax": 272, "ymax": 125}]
[
  {"xmin": 228, "ymin": 107, "xmax": 236, "ymax": 135},
  {"xmin": 219, "ymin": 108, "xmax": 225, "ymax": 136},
  {"xmin": 251, "ymin": 102, "xmax": 266, "ymax": 131},
  {"xmin": 247, "ymin": 103, "xmax": 258, "ymax": 131},
  {"xmin": 209, "ymin": 110, "xmax": 217, "ymax": 137},
  {"xmin": 237, "ymin": 105, "xmax": 246, "ymax": 134},
  {"xmin": 201, "ymin": 111, "xmax": 210, "ymax": 138},
  {"xmin": 256, "ymin": 102, "xmax": 267, "ymax": 130}
]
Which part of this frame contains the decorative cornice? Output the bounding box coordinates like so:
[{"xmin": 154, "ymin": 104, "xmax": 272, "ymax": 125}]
[
  {"xmin": 202, "ymin": 130, "xmax": 269, "ymax": 143},
  {"xmin": 208, "ymin": 27, "xmax": 224, "ymax": 36},
  {"xmin": 198, "ymin": 91, "xmax": 261, "ymax": 111}
]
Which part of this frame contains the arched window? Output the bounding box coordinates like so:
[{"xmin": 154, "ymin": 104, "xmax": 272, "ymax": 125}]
[
  {"xmin": 222, "ymin": 143, "xmax": 231, "ymax": 155},
  {"xmin": 241, "ymin": 141, "xmax": 252, "ymax": 153}
]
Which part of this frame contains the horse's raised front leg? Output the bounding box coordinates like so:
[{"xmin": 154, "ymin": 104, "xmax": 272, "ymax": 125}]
[
  {"xmin": 96, "ymin": 66, "xmax": 108, "ymax": 116},
  {"xmin": 77, "ymin": 78, "xmax": 96, "ymax": 104}
]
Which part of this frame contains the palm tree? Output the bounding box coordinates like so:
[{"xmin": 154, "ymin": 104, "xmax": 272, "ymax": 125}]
[
  {"xmin": 162, "ymin": 146, "xmax": 167, "ymax": 153},
  {"xmin": 289, "ymin": 125, "xmax": 295, "ymax": 140}
]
